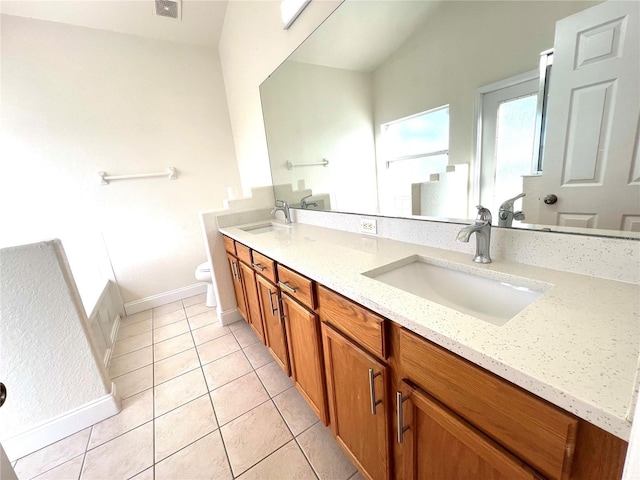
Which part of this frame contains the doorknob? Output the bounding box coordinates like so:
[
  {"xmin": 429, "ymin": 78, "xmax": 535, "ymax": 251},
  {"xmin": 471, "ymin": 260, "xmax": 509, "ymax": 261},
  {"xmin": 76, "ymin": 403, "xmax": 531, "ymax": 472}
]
[
  {"xmin": 544, "ymin": 194, "xmax": 558, "ymax": 205},
  {"xmin": 0, "ymin": 382, "xmax": 6, "ymax": 407}
]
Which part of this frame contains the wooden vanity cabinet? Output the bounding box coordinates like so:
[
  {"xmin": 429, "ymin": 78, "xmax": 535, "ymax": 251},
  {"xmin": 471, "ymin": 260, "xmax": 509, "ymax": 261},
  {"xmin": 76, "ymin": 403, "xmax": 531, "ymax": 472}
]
[
  {"xmin": 322, "ymin": 323, "xmax": 391, "ymax": 480},
  {"xmin": 397, "ymin": 381, "xmax": 541, "ymax": 480},
  {"xmin": 238, "ymin": 261, "xmax": 266, "ymax": 343},
  {"xmin": 225, "ymin": 252, "xmax": 248, "ymax": 322},
  {"xmin": 281, "ymin": 290, "xmax": 328, "ymax": 424},
  {"xmin": 255, "ymin": 273, "xmax": 290, "ymax": 375},
  {"xmin": 398, "ymin": 328, "xmax": 578, "ymax": 480}
]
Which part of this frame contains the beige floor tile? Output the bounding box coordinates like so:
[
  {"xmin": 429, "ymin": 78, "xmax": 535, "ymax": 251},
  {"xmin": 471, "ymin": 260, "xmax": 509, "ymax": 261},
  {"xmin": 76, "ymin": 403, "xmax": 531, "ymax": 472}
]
[
  {"xmin": 297, "ymin": 422, "xmax": 356, "ymax": 480},
  {"xmin": 120, "ymin": 310, "xmax": 152, "ymax": 326},
  {"xmin": 192, "ymin": 323, "xmax": 231, "ymax": 345},
  {"xmin": 155, "ymin": 394, "xmax": 218, "ymax": 462},
  {"xmin": 80, "ymin": 422, "xmax": 153, "ymax": 480},
  {"xmin": 220, "ymin": 401, "xmax": 292, "ymax": 477},
  {"xmin": 154, "ymin": 348, "xmax": 200, "ymax": 385},
  {"xmin": 256, "ymin": 361, "xmax": 293, "ymax": 397},
  {"xmin": 154, "ymin": 319, "xmax": 190, "ymax": 343},
  {"xmin": 153, "ymin": 332, "xmax": 194, "ymax": 361},
  {"xmin": 182, "ymin": 293, "xmax": 206, "ymax": 307},
  {"xmin": 108, "ymin": 346, "xmax": 153, "ymax": 379},
  {"xmin": 201, "ymin": 350, "xmax": 253, "ymax": 391},
  {"xmin": 113, "ymin": 365, "xmax": 153, "ymax": 399},
  {"xmin": 129, "ymin": 467, "xmax": 154, "ymax": 480},
  {"xmin": 197, "ymin": 334, "xmax": 241, "ymax": 365},
  {"xmin": 152, "ymin": 300, "xmax": 184, "ymax": 317},
  {"xmin": 238, "ymin": 440, "xmax": 316, "ymax": 480},
  {"xmin": 31, "ymin": 454, "xmax": 84, "ymax": 480},
  {"xmin": 155, "ymin": 431, "xmax": 232, "ymax": 480},
  {"xmin": 243, "ymin": 342, "xmax": 274, "ymax": 369},
  {"xmin": 117, "ymin": 318, "xmax": 152, "ymax": 341},
  {"xmin": 273, "ymin": 387, "xmax": 319, "ymax": 436},
  {"xmin": 112, "ymin": 331, "xmax": 152, "ymax": 358},
  {"xmin": 15, "ymin": 429, "xmax": 90, "ymax": 479},
  {"xmin": 154, "ymin": 368, "xmax": 208, "ymax": 417},
  {"xmin": 153, "ymin": 308, "xmax": 186, "ymax": 329},
  {"xmin": 210, "ymin": 372, "xmax": 270, "ymax": 425},
  {"xmin": 188, "ymin": 310, "xmax": 217, "ymax": 330},
  {"xmin": 88, "ymin": 389, "xmax": 153, "ymax": 449},
  {"xmin": 229, "ymin": 321, "xmax": 249, "ymax": 332},
  {"xmin": 185, "ymin": 302, "xmax": 213, "ymax": 318},
  {"xmin": 232, "ymin": 324, "xmax": 260, "ymax": 348}
]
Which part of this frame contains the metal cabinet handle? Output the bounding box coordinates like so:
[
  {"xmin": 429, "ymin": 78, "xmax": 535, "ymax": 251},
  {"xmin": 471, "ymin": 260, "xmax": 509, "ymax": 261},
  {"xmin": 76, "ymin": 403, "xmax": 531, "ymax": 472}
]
[
  {"xmin": 275, "ymin": 295, "xmax": 282, "ymax": 324},
  {"xmin": 0, "ymin": 382, "xmax": 6, "ymax": 408},
  {"xmin": 396, "ymin": 391, "xmax": 409, "ymax": 443},
  {"xmin": 368, "ymin": 368, "xmax": 383, "ymax": 415},
  {"xmin": 231, "ymin": 261, "xmax": 238, "ymax": 280},
  {"xmin": 279, "ymin": 281, "xmax": 298, "ymax": 294},
  {"xmin": 252, "ymin": 263, "xmax": 265, "ymax": 272}
]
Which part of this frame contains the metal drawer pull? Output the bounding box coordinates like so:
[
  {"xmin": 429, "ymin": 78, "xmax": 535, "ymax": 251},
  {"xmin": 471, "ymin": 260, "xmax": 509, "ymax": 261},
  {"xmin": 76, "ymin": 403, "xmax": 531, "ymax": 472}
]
[
  {"xmin": 396, "ymin": 391, "xmax": 409, "ymax": 443},
  {"xmin": 279, "ymin": 281, "xmax": 298, "ymax": 294},
  {"xmin": 368, "ymin": 368, "xmax": 382, "ymax": 415},
  {"xmin": 252, "ymin": 262, "xmax": 265, "ymax": 272},
  {"xmin": 267, "ymin": 288, "xmax": 278, "ymax": 316}
]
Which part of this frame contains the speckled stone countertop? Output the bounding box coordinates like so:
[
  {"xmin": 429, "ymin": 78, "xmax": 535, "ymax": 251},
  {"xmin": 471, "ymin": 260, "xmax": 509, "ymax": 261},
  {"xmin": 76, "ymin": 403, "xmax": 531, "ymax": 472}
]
[{"xmin": 219, "ymin": 221, "xmax": 639, "ymax": 440}]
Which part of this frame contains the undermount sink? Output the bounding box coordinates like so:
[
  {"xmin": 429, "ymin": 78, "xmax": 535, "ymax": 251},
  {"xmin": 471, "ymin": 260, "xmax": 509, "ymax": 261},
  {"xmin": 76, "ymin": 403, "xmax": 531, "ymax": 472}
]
[
  {"xmin": 362, "ymin": 255, "xmax": 550, "ymax": 326},
  {"xmin": 239, "ymin": 222, "xmax": 291, "ymax": 235}
]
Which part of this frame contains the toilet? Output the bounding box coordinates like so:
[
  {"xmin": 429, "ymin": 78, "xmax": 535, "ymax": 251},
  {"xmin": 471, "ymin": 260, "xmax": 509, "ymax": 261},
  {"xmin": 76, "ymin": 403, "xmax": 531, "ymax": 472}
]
[{"xmin": 195, "ymin": 262, "xmax": 216, "ymax": 307}]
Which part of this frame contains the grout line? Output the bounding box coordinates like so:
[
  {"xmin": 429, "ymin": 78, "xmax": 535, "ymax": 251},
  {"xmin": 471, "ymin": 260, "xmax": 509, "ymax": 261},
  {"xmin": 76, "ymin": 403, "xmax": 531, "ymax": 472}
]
[{"xmin": 152, "ymin": 312, "xmax": 158, "ymax": 480}]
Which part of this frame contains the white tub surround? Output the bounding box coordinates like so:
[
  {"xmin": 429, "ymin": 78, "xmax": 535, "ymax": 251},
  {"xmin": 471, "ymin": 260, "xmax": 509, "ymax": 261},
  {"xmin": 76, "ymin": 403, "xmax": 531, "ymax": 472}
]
[
  {"xmin": 219, "ymin": 221, "xmax": 639, "ymax": 441},
  {"xmin": 0, "ymin": 240, "xmax": 121, "ymax": 460}
]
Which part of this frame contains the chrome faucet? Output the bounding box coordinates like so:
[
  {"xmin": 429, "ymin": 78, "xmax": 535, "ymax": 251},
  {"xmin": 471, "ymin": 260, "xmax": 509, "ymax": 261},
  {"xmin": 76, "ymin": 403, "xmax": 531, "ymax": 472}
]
[
  {"xmin": 300, "ymin": 194, "xmax": 319, "ymax": 209},
  {"xmin": 271, "ymin": 200, "xmax": 291, "ymax": 224},
  {"xmin": 498, "ymin": 193, "xmax": 526, "ymax": 228},
  {"xmin": 456, "ymin": 205, "xmax": 492, "ymax": 264}
]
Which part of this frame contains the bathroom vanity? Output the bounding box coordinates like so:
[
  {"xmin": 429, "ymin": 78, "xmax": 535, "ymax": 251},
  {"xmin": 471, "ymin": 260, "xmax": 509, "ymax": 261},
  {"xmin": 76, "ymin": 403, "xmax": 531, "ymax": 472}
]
[{"xmin": 219, "ymin": 220, "xmax": 637, "ymax": 480}]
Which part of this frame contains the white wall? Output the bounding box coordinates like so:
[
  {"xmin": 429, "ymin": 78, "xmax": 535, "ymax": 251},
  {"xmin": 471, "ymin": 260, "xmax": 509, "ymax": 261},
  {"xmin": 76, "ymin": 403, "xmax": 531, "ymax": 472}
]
[
  {"xmin": 0, "ymin": 241, "xmax": 114, "ymax": 456},
  {"xmin": 218, "ymin": 0, "xmax": 341, "ymax": 195},
  {"xmin": 0, "ymin": 15, "xmax": 240, "ymax": 304},
  {"xmin": 262, "ymin": 61, "xmax": 377, "ymax": 212}
]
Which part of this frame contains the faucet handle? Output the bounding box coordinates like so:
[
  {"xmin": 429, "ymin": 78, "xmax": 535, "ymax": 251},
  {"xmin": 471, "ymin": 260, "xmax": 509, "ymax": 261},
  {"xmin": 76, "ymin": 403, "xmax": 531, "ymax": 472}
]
[
  {"xmin": 275, "ymin": 199, "xmax": 289, "ymax": 208},
  {"xmin": 475, "ymin": 205, "xmax": 492, "ymax": 224},
  {"xmin": 499, "ymin": 193, "xmax": 526, "ymax": 211}
]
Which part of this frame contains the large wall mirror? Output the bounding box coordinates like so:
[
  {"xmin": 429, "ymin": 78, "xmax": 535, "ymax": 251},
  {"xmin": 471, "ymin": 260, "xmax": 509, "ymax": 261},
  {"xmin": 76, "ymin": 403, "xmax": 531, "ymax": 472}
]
[{"xmin": 260, "ymin": 0, "xmax": 640, "ymax": 238}]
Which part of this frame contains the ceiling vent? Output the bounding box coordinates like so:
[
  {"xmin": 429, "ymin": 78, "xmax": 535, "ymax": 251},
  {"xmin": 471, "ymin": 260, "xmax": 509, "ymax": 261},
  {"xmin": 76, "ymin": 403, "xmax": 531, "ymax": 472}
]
[{"xmin": 155, "ymin": 0, "xmax": 181, "ymax": 19}]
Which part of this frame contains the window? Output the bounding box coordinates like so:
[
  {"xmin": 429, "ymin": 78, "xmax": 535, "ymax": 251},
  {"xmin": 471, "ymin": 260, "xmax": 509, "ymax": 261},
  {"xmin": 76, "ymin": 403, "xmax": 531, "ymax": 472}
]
[{"xmin": 381, "ymin": 105, "xmax": 449, "ymax": 168}]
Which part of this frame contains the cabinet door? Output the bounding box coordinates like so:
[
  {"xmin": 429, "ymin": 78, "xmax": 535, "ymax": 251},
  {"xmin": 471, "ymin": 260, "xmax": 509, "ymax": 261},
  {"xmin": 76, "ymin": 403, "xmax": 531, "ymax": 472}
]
[
  {"xmin": 256, "ymin": 274, "xmax": 290, "ymax": 375},
  {"xmin": 239, "ymin": 261, "xmax": 265, "ymax": 343},
  {"xmin": 397, "ymin": 381, "xmax": 542, "ymax": 480},
  {"xmin": 281, "ymin": 293, "xmax": 328, "ymax": 424},
  {"xmin": 322, "ymin": 323, "xmax": 390, "ymax": 480},
  {"xmin": 226, "ymin": 253, "xmax": 247, "ymax": 322}
]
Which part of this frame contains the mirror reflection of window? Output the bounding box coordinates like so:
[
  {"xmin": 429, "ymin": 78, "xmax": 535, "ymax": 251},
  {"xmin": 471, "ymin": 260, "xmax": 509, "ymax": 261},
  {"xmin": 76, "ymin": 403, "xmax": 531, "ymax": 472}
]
[{"xmin": 479, "ymin": 76, "xmax": 539, "ymax": 218}]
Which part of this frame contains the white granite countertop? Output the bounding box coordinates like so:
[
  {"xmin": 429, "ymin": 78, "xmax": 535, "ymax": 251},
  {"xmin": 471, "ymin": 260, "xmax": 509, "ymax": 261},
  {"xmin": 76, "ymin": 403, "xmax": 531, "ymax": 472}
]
[{"xmin": 219, "ymin": 221, "xmax": 640, "ymax": 440}]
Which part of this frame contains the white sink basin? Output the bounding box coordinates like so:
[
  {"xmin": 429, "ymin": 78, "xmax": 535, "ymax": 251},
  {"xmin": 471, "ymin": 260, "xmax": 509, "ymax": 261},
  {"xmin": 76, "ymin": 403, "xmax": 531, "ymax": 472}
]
[
  {"xmin": 240, "ymin": 223, "xmax": 291, "ymax": 235},
  {"xmin": 362, "ymin": 255, "xmax": 550, "ymax": 326}
]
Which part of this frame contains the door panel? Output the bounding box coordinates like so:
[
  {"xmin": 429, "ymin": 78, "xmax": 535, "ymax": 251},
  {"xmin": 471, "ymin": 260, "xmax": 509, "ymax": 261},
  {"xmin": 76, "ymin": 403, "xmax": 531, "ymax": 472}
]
[
  {"xmin": 239, "ymin": 262, "xmax": 265, "ymax": 343},
  {"xmin": 226, "ymin": 253, "xmax": 247, "ymax": 322},
  {"xmin": 256, "ymin": 274, "xmax": 290, "ymax": 375}
]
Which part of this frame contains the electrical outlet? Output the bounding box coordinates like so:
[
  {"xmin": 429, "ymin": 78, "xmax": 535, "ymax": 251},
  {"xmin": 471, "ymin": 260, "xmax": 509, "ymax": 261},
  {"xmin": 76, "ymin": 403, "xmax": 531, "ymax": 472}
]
[{"xmin": 359, "ymin": 218, "xmax": 377, "ymax": 235}]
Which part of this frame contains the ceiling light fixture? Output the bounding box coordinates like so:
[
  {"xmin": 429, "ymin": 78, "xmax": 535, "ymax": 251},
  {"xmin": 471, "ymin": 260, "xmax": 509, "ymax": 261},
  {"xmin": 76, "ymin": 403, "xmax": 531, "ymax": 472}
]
[{"xmin": 281, "ymin": 0, "xmax": 311, "ymax": 30}]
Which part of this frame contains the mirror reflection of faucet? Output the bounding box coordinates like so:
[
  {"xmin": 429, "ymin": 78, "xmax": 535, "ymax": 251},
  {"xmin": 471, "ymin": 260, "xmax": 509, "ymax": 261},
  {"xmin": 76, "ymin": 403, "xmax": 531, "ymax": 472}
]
[
  {"xmin": 271, "ymin": 200, "xmax": 292, "ymax": 224},
  {"xmin": 498, "ymin": 193, "xmax": 526, "ymax": 228},
  {"xmin": 456, "ymin": 205, "xmax": 492, "ymax": 263},
  {"xmin": 300, "ymin": 194, "xmax": 319, "ymax": 209}
]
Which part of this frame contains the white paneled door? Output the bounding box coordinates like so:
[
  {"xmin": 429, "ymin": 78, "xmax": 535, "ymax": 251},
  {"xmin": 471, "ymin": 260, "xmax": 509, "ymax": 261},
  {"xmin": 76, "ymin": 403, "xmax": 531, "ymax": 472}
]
[{"xmin": 537, "ymin": 0, "xmax": 640, "ymax": 231}]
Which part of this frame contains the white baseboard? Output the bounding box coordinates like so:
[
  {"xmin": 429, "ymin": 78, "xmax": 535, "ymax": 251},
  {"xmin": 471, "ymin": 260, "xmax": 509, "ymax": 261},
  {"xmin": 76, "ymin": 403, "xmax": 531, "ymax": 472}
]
[
  {"xmin": 124, "ymin": 283, "xmax": 209, "ymax": 316},
  {"xmin": 218, "ymin": 307, "xmax": 243, "ymax": 326},
  {"xmin": 3, "ymin": 383, "xmax": 121, "ymax": 461}
]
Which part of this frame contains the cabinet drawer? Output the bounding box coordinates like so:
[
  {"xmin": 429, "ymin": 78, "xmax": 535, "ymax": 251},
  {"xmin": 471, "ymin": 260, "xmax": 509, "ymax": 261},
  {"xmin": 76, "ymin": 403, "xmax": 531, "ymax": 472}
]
[
  {"xmin": 317, "ymin": 285, "xmax": 387, "ymax": 360},
  {"xmin": 251, "ymin": 250, "xmax": 277, "ymax": 284},
  {"xmin": 223, "ymin": 235, "xmax": 236, "ymax": 255},
  {"xmin": 235, "ymin": 242, "xmax": 252, "ymax": 266},
  {"xmin": 278, "ymin": 264, "xmax": 316, "ymax": 310},
  {"xmin": 399, "ymin": 328, "xmax": 578, "ymax": 480}
]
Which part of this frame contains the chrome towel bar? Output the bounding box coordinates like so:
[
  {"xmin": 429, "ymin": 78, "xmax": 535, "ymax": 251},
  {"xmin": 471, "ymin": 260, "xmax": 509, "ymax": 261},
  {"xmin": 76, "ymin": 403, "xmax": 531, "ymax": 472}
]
[{"xmin": 98, "ymin": 167, "xmax": 177, "ymax": 185}]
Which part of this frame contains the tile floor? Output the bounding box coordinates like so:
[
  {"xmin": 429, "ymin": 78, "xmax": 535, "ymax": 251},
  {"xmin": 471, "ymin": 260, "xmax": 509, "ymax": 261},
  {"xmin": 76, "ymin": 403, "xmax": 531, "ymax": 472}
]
[{"xmin": 13, "ymin": 294, "xmax": 362, "ymax": 480}]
